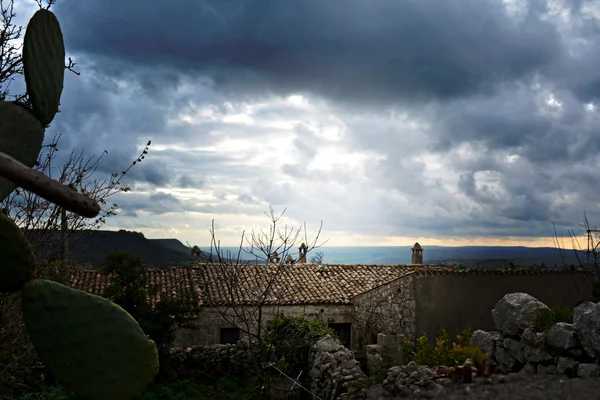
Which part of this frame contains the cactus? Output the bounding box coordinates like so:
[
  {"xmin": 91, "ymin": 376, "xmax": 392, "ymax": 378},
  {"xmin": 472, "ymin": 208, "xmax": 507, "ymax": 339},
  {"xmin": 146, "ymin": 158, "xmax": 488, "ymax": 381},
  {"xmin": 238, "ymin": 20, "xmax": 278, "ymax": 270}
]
[
  {"xmin": 0, "ymin": 212, "xmax": 35, "ymax": 292},
  {"xmin": 0, "ymin": 8, "xmax": 160, "ymax": 400},
  {"xmin": 0, "ymin": 101, "xmax": 44, "ymax": 201},
  {"xmin": 23, "ymin": 8, "xmax": 65, "ymax": 127},
  {"xmin": 22, "ymin": 279, "xmax": 160, "ymax": 400}
]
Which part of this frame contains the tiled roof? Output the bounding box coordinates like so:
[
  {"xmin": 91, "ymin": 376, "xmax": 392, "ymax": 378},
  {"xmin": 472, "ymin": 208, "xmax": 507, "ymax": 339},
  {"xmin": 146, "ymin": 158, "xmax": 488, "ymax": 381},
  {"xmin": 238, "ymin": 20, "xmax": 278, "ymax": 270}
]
[
  {"xmin": 63, "ymin": 264, "xmax": 592, "ymax": 307},
  {"xmin": 66, "ymin": 267, "xmax": 200, "ymax": 306},
  {"xmin": 195, "ymin": 263, "xmax": 435, "ymax": 305}
]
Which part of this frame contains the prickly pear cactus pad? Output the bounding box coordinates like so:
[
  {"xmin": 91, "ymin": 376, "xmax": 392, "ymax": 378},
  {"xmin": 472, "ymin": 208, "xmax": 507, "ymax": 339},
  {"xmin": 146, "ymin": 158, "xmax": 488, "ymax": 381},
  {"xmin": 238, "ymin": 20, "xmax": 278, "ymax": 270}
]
[
  {"xmin": 0, "ymin": 213, "xmax": 35, "ymax": 292},
  {"xmin": 21, "ymin": 279, "xmax": 160, "ymax": 400},
  {"xmin": 0, "ymin": 101, "xmax": 45, "ymax": 201},
  {"xmin": 23, "ymin": 9, "xmax": 65, "ymax": 126}
]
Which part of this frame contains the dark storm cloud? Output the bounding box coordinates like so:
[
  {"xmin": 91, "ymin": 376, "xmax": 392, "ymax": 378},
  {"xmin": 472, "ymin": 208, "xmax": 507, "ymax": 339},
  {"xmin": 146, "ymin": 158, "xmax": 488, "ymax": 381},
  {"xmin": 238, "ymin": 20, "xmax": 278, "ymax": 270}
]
[
  {"xmin": 114, "ymin": 190, "xmax": 265, "ymax": 216},
  {"xmin": 54, "ymin": 0, "xmax": 561, "ymax": 106},
  {"xmin": 25, "ymin": 0, "xmax": 600, "ymax": 242},
  {"xmin": 114, "ymin": 191, "xmax": 185, "ymax": 215}
]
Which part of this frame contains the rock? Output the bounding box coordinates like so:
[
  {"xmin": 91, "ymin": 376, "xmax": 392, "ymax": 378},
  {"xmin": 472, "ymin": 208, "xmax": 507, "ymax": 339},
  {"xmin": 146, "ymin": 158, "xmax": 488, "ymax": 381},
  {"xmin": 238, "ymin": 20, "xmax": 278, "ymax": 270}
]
[
  {"xmin": 577, "ymin": 363, "xmax": 600, "ymax": 378},
  {"xmin": 492, "ymin": 293, "xmax": 549, "ymax": 336},
  {"xmin": 521, "ymin": 362, "xmax": 537, "ymax": 374},
  {"xmin": 573, "ymin": 302, "xmax": 600, "ymax": 361},
  {"xmin": 557, "ymin": 357, "xmax": 579, "ymax": 376},
  {"xmin": 573, "ymin": 302, "xmax": 595, "ymax": 325},
  {"xmin": 546, "ymin": 322, "xmax": 581, "ymax": 352},
  {"xmin": 470, "ymin": 330, "xmax": 502, "ymax": 361},
  {"xmin": 495, "ymin": 347, "xmax": 518, "ymax": 372},
  {"xmin": 520, "ymin": 327, "xmax": 545, "ymax": 347},
  {"xmin": 309, "ymin": 334, "xmax": 365, "ymax": 400},
  {"xmin": 315, "ymin": 335, "xmax": 343, "ymax": 353},
  {"xmin": 537, "ymin": 364, "xmax": 557, "ymax": 374},
  {"xmin": 522, "ymin": 344, "xmax": 553, "ymax": 363},
  {"xmin": 503, "ymin": 338, "xmax": 525, "ymax": 363}
]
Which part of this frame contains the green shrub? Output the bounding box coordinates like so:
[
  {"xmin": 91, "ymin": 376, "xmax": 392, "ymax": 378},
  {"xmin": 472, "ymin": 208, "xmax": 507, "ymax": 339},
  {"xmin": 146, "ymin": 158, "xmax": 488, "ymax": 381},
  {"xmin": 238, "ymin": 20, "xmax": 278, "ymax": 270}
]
[
  {"xmin": 401, "ymin": 327, "xmax": 486, "ymax": 367},
  {"xmin": 533, "ymin": 305, "xmax": 573, "ymax": 335},
  {"xmin": 265, "ymin": 315, "xmax": 339, "ymax": 376}
]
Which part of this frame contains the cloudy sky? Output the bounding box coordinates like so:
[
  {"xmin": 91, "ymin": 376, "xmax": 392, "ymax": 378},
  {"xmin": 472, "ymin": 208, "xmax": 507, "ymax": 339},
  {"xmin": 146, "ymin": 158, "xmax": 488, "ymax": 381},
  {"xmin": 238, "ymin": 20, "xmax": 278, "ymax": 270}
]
[{"xmin": 12, "ymin": 0, "xmax": 600, "ymax": 247}]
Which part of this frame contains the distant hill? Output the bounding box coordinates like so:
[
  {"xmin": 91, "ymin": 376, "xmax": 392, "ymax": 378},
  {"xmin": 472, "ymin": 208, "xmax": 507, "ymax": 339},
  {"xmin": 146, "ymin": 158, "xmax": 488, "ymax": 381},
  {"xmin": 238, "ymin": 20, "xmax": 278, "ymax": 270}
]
[
  {"xmin": 26, "ymin": 229, "xmax": 207, "ymax": 268},
  {"xmin": 300, "ymin": 245, "xmax": 593, "ymax": 268},
  {"xmin": 423, "ymin": 245, "xmax": 592, "ymax": 268},
  {"xmin": 26, "ymin": 232, "xmax": 595, "ymax": 269}
]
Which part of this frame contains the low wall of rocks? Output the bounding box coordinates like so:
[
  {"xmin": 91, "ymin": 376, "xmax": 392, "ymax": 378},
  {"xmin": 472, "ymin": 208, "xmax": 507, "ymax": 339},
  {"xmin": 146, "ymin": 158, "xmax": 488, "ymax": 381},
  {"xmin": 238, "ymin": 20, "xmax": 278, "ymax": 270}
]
[
  {"xmin": 167, "ymin": 340, "xmax": 259, "ymax": 382},
  {"xmin": 471, "ymin": 292, "xmax": 600, "ymax": 378},
  {"xmin": 309, "ymin": 335, "xmax": 366, "ymax": 400},
  {"xmin": 168, "ymin": 334, "xmax": 367, "ymax": 400}
]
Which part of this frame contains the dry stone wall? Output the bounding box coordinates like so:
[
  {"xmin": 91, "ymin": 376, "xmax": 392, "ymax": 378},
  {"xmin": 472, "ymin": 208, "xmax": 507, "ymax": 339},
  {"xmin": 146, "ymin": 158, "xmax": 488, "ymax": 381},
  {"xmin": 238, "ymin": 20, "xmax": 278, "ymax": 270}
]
[
  {"xmin": 471, "ymin": 292, "xmax": 600, "ymax": 378},
  {"xmin": 309, "ymin": 335, "xmax": 366, "ymax": 400},
  {"xmin": 169, "ymin": 334, "xmax": 367, "ymax": 400},
  {"xmin": 167, "ymin": 340, "xmax": 259, "ymax": 382}
]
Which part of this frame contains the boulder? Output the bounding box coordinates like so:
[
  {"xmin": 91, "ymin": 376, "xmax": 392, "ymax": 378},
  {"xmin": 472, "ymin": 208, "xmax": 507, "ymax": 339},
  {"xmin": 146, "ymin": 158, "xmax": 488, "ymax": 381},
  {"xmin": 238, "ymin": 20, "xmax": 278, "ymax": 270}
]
[
  {"xmin": 577, "ymin": 363, "xmax": 600, "ymax": 378},
  {"xmin": 546, "ymin": 322, "xmax": 581, "ymax": 352},
  {"xmin": 573, "ymin": 302, "xmax": 600, "ymax": 361},
  {"xmin": 470, "ymin": 330, "xmax": 502, "ymax": 361},
  {"xmin": 503, "ymin": 337, "xmax": 525, "ymax": 363},
  {"xmin": 314, "ymin": 335, "xmax": 343, "ymax": 353},
  {"xmin": 495, "ymin": 346, "xmax": 519, "ymax": 372},
  {"xmin": 492, "ymin": 293, "xmax": 549, "ymax": 336},
  {"xmin": 556, "ymin": 357, "xmax": 579, "ymax": 376},
  {"xmin": 574, "ymin": 302, "xmax": 595, "ymax": 325}
]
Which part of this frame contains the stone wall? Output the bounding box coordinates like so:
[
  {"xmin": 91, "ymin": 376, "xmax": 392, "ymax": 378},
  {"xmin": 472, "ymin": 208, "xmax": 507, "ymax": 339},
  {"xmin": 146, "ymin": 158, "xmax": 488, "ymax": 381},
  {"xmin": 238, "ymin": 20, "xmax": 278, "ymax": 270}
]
[
  {"xmin": 168, "ymin": 334, "xmax": 366, "ymax": 400},
  {"xmin": 353, "ymin": 274, "xmax": 416, "ymax": 349},
  {"xmin": 471, "ymin": 292, "xmax": 600, "ymax": 378},
  {"xmin": 174, "ymin": 304, "xmax": 354, "ymax": 348},
  {"xmin": 167, "ymin": 341, "xmax": 259, "ymax": 383},
  {"xmin": 309, "ymin": 335, "xmax": 366, "ymax": 400}
]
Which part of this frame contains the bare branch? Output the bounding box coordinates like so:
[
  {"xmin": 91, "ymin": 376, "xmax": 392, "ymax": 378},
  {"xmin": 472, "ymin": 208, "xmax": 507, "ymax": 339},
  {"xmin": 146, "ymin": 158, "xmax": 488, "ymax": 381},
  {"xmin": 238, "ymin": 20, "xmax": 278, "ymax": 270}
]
[{"xmin": 0, "ymin": 149, "xmax": 101, "ymax": 217}]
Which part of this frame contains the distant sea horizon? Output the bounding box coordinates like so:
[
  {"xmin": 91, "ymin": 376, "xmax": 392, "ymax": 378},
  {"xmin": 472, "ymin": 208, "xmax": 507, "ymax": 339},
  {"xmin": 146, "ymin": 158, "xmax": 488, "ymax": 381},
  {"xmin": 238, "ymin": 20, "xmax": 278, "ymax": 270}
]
[{"xmin": 204, "ymin": 245, "xmax": 582, "ymax": 266}]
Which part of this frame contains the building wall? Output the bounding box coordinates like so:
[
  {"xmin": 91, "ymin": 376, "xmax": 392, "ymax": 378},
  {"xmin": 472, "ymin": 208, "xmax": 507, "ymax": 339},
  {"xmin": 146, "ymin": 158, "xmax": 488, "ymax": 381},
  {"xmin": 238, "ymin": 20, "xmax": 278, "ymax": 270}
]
[
  {"xmin": 174, "ymin": 304, "xmax": 354, "ymax": 348},
  {"xmin": 413, "ymin": 272, "xmax": 593, "ymax": 343},
  {"xmin": 353, "ymin": 274, "xmax": 416, "ymax": 349}
]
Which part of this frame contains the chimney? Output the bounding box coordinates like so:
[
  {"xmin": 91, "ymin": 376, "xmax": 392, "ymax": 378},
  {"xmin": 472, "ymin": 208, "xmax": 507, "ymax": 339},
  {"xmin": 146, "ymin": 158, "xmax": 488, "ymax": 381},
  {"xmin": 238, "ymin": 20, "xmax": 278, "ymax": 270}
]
[
  {"xmin": 411, "ymin": 242, "xmax": 423, "ymax": 265},
  {"xmin": 298, "ymin": 243, "xmax": 307, "ymax": 264}
]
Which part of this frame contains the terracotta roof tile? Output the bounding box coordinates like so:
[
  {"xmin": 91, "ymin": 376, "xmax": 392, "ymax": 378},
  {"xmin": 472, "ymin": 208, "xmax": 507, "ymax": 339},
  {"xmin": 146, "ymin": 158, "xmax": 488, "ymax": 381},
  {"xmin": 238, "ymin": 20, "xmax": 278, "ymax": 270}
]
[
  {"xmin": 194, "ymin": 263, "xmax": 425, "ymax": 305},
  {"xmin": 63, "ymin": 264, "xmax": 591, "ymax": 307},
  {"xmin": 65, "ymin": 267, "xmax": 200, "ymax": 306}
]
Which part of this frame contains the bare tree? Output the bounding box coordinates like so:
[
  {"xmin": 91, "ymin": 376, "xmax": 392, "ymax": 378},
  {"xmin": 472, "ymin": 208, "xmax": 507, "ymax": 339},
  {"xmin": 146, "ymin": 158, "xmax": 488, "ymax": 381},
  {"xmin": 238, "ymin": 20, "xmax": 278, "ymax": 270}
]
[
  {"xmin": 2, "ymin": 134, "xmax": 152, "ymax": 281},
  {"xmin": 196, "ymin": 207, "xmax": 327, "ymax": 376},
  {"xmin": 553, "ymin": 212, "xmax": 599, "ymax": 300},
  {"xmin": 310, "ymin": 251, "xmax": 325, "ymax": 264}
]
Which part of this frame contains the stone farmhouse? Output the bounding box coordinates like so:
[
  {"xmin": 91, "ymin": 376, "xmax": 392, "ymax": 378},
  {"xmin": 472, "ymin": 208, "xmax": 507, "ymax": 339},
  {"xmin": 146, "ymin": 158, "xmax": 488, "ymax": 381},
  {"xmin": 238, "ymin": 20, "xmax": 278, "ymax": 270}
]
[{"xmin": 65, "ymin": 244, "xmax": 593, "ymax": 358}]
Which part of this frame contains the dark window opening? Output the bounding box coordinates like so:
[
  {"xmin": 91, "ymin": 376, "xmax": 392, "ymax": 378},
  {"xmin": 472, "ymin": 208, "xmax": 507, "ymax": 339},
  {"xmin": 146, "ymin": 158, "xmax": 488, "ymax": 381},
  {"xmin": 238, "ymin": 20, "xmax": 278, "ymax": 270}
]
[
  {"xmin": 369, "ymin": 331, "xmax": 378, "ymax": 345},
  {"xmin": 328, "ymin": 323, "xmax": 352, "ymax": 348},
  {"xmin": 220, "ymin": 327, "xmax": 240, "ymax": 344}
]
